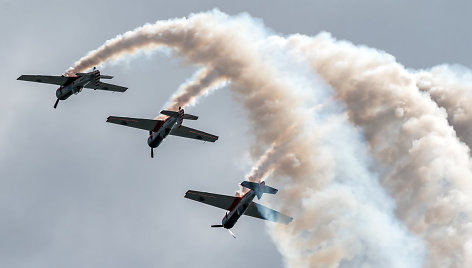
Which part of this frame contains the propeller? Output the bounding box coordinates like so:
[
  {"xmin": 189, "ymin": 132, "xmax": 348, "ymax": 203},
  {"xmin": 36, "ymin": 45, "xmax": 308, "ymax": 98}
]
[
  {"xmin": 149, "ymin": 130, "xmax": 154, "ymax": 158},
  {"xmin": 228, "ymin": 229, "xmax": 236, "ymax": 239},
  {"xmin": 210, "ymin": 225, "xmax": 236, "ymax": 238},
  {"xmin": 53, "ymin": 99, "xmax": 59, "ymax": 109}
]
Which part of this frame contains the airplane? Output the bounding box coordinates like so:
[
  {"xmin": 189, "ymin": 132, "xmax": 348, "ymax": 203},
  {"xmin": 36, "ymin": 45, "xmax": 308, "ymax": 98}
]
[
  {"xmin": 185, "ymin": 180, "xmax": 293, "ymax": 238},
  {"xmin": 17, "ymin": 67, "xmax": 127, "ymax": 109},
  {"xmin": 106, "ymin": 107, "xmax": 218, "ymax": 158}
]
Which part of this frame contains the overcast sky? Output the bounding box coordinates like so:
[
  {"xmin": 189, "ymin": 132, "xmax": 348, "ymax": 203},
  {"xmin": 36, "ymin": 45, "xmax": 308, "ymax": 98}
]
[{"xmin": 1, "ymin": 1, "xmax": 471, "ymax": 267}]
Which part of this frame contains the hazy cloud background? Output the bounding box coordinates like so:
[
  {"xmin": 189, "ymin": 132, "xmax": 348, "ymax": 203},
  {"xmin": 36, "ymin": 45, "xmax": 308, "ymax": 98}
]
[{"xmin": 1, "ymin": 1, "xmax": 471, "ymax": 267}]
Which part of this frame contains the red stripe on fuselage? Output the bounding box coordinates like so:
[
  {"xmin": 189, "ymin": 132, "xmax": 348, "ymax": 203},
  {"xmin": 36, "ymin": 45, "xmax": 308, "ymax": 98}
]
[
  {"xmin": 227, "ymin": 191, "xmax": 251, "ymax": 212},
  {"xmin": 151, "ymin": 119, "xmax": 166, "ymax": 133}
]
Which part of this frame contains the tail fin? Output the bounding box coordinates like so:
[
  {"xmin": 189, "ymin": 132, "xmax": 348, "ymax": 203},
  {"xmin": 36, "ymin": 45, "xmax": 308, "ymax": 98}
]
[
  {"xmin": 177, "ymin": 107, "xmax": 184, "ymax": 127},
  {"xmin": 240, "ymin": 181, "xmax": 278, "ymax": 199},
  {"xmin": 160, "ymin": 107, "xmax": 199, "ymax": 128},
  {"xmin": 77, "ymin": 68, "xmax": 101, "ymax": 89}
]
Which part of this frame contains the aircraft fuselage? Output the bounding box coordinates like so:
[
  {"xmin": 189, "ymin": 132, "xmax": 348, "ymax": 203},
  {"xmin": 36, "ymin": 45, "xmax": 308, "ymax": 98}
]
[
  {"xmin": 221, "ymin": 191, "xmax": 256, "ymax": 229},
  {"xmin": 55, "ymin": 71, "xmax": 99, "ymax": 100},
  {"xmin": 147, "ymin": 116, "xmax": 178, "ymax": 148}
]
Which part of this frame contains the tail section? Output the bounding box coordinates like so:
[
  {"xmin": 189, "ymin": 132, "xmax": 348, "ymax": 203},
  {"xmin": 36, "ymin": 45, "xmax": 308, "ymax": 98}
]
[
  {"xmin": 177, "ymin": 107, "xmax": 184, "ymax": 127},
  {"xmin": 77, "ymin": 67, "xmax": 112, "ymax": 89},
  {"xmin": 241, "ymin": 181, "xmax": 278, "ymax": 199},
  {"xmin": 160, "ymin": 107, "xmax": 199, "ymax": 128}
]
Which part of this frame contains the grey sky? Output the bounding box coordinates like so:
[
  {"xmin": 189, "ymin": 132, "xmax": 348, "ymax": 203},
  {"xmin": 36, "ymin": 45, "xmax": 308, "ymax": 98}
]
[{"xmin": 1, "ymin": 1, "xmax": 471, "ymax": 267}]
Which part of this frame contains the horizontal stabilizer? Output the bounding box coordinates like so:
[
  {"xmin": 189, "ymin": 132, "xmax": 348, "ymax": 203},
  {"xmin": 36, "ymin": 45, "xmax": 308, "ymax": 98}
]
[
  {"xmin": 244, "ymin": 202, "xmax": 293, "ymax": 225},
  {"xmin": 183, "ymin": 114, "xmax": 198, "ymax": 120},
  {"xmin": 160, "ymin": 110, "xmax": 179, "ymax": 117},
  {"xmin": 99, "ymin": 75, "xmax": 113, "ymax": 79},
  {"xmin": 106, "ymin": 116, "xmax": 164, "ymax": 131},
  {"xmin": 241, "ymin": 181, "xmax": 277, "ymax": 199},
  {"xmin": 160, "ymin": 110, "xmax": 198, "ymax": 120}
]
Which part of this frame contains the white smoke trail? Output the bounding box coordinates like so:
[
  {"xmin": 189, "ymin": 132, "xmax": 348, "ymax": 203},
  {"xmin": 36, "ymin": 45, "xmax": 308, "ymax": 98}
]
[
  {"xmin": 67, "ymin": 10, "xmax": 426, "ymax": 267},
  {"xmin": 282, "ymin": 33, "xmax": 472, "ymax": 267},
  {"xmin": 415, "ymin": 65, "xmax": 472, "ymax": 149},
  {"xmin": 164, "ymin": 67, "xmax": 228, "ymax": 111},
  {"xmin": 155, "ymin": 67, "xmax": 228, "ymax": 120}
]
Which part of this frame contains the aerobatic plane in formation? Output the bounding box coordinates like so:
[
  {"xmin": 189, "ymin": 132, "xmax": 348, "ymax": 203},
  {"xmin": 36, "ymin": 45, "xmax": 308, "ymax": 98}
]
[
  {"xmin": 106, "ymin": 107, "xmax": 218, "ymax": 158},
  {"xmin": 17, "ymin": 67, "xmax": 128, "ymax": 108},
  {"xmin": 185, "ymin": 180, "xmax": 293, "ymax": 238}
]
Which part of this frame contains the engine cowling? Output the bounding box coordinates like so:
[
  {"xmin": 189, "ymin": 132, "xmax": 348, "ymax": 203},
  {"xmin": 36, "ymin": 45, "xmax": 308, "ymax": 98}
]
[
  {"xmin": 56, "ymin": 86, "xmax": 73, "ymax": 100},
  {"xmin": 72, "ymin": 85, "xmax": 83, "ymax": 94}
]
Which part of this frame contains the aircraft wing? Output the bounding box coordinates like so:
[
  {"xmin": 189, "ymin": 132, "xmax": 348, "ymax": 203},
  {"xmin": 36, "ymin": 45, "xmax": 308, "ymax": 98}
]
[
  {"xmin": 185, "ymin": 190, "xmax": 241, "ymax": 211},
  {"xmin": 244, "ymin": 202, "xmax": 293, "ymax": 225},
  {"xmin": 17, "ymin": 75, "xmax": 70, "ymax": 85},
  {"xmin": 106, "ymin": 116, "xmax": 164, "ymax": 131},
  {"xmin": 85, "ymin": 82, "xmax": 128, "ymax": 92},
  {"xmin": 170, "ymin": 125, "xmax": 218, "ymax": 142}
]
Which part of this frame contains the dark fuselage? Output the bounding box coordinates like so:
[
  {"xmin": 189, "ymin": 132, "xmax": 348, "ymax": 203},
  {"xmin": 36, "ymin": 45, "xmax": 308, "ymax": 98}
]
[
  {"xmin": 55, "ymin": 71, "xmax": 99, "ymax": 100},
  {"xmin": 147, "ymin": 116, "xmax": 178, "ymax": 148},
  {"xmin": 222, "ymin": 191, "xmax": 256, "ymax": 229}
]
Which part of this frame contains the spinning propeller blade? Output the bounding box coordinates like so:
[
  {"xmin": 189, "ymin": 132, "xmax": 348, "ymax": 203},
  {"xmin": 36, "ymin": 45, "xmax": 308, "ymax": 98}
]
[
  {"xmin": 228, "ymin": 229, "xmax": 236, "ymax": 239},
  {"xmin": 53, "ymin": 99, "xmax": 59, "ymax": 109}
]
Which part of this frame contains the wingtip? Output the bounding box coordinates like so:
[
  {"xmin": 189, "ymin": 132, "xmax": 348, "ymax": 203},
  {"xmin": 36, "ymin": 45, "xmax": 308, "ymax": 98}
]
[{"xmin": 184, "ymin": 190, "xmax": 193, "ymax": 198}]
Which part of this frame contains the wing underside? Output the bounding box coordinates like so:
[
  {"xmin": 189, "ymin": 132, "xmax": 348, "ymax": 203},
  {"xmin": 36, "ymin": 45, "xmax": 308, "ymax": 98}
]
[
  {"xmin": 17, "ymin": 75, "xmax": 70, "ymax": 86},
  {"xmin": 244, "ymin": 202, "xmax": 293, "ymax": 225},
  {"xmin": 170, "ymin": 125, "xmax": 218, "ymax": 142},
  {"xmin": 106, "ymin": 116, "xmax": 164, "ymax": 131},
  {"xmin": 185, "ymin": 190, "xmax": 240, "ymax": 211},
  {"xmin": 85, "ymin": 82, "xmax": 127, "ymax": 92}
]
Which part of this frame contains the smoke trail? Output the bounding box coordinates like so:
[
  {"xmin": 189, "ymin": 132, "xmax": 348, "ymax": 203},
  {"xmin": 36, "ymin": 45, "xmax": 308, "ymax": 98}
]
[
  {"xmin": 283, "ymin": 33, "xmax": 472, "ymax": 267},
  {"xmin": 415, "ymin": 65, "xmax": 472, "ymax": 150},
  {"xmin": 243, "ymin": 124, "xmax": 297, "ymax": 183},
  {"xmin": 164, "ymin": 67, "xmax": 228, "ymax": 111},
  {"xmin": 67, "ymin": 11, "xmax": 425, "ymax": 267},
  {"xmin": 155, "ymin": 67, "xmax": 228, "ymax": 120}
]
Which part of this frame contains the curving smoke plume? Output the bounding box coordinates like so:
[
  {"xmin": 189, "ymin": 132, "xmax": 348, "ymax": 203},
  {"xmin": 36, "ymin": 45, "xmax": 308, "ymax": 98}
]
[
  {"xmin": 281, "ymin": 33, "xmax": 472, "ymax": 267},
  {"xmin": 66, "ymin": 10, "xmax": 472, "ymax": 267},
  {"xmin": 163, "ymin": 67, "xmax": 227, "ymax": 110},
  {"xmin": 415, "ymin": 65, "xmax": 472, "ymax": 150},
  {"xmin": 156, "ymin": 67, "xmax": 228, "ymax": 119}
]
